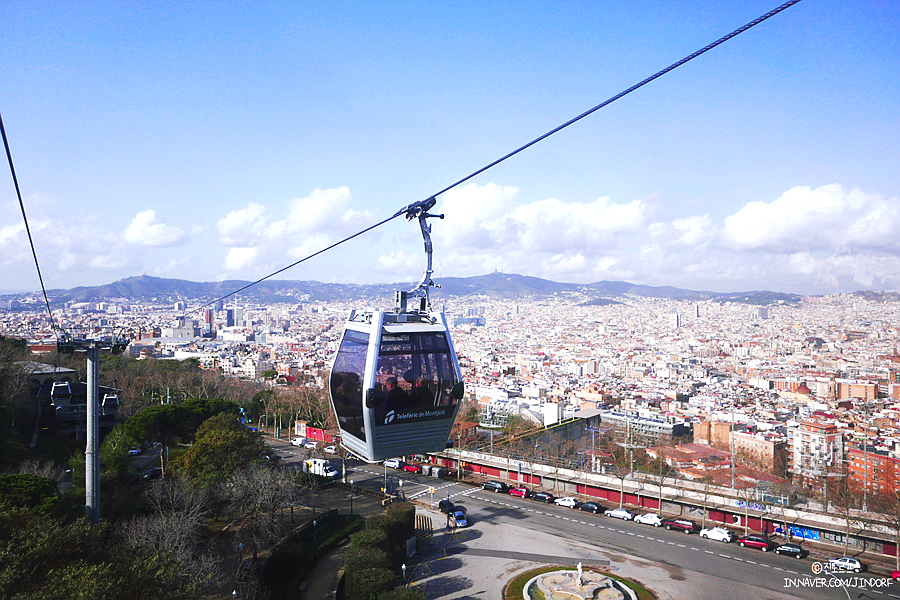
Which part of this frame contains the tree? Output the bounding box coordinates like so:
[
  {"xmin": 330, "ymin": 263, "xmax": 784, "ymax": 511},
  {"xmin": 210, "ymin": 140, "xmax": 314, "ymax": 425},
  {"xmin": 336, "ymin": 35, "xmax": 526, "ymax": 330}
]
[
  {"xmin": 173, "ymin": 413, "xmax": 265, "ymax": 488},
  {"xmin": 830, "ymin": 478, "xmax": 866, "ymax": 554},
  {"xmin": 643, "ymin": 447, "xmax": 676, "ymax": 514},
  {"xmin": 124, "ymin": 404, "xmax": 188, "ymax": 475},
  {"xmin": 0, "ymin": 508, "xmax": 203, "ymax": 600},
  {"xmin": 0, "ymin": 474, "xmax": 57, "ymax": 512},
  {"xmin": 180, "ymin": 397, "xmax": 239, "ymax": 433},
  {"xmin": 871, "ymin": 486, "xmax": 900, "ymax": 571}
]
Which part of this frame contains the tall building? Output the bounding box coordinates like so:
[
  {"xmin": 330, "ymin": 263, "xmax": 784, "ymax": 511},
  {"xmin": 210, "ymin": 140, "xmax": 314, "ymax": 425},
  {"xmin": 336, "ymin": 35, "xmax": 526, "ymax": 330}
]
[{"xmin": 789, "ymin": 420, "xmax": 844, "ymax": 493}]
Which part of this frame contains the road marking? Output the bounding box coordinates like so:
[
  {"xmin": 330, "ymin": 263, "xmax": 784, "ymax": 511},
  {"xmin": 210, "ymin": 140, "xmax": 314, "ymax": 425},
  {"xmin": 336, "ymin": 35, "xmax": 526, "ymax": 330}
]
[
  {"xmin": 718, "ymin": 554, "xmax": 730, "ymax": 558},
  {"xmin": 704, "ymin": 550, "xmax": 714, "ymax": 554},
  {"xmin": 733, "ymin": 557, "xmax": 743, "ymax": 562},
  {"xmin": 626, "ymin": 532, "xmax": 635, "ymax": 536},
  {"xmin": 773, "ymin": 566, "xmax": 783, "ymax": 571},
  {"xmin": 676, "ymin": 544, "xmax": 685, "ymax": 548},
  {"xmin": 746, "ymin": 560, "xmax": 757, "ymax": 565}
]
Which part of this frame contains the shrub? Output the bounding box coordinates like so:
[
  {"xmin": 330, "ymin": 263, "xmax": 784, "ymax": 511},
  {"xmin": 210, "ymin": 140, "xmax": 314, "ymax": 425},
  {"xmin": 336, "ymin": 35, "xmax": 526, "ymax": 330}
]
[
  {"xmin": 344, "ymin": 546, "xmax": 391, "ymax": 572},
  {"xmin": 351, "ymin": 527, "xmax": 389, "ymax": 553},
  {"xmin": 345, "ymin": 566, "xmax": 395, "ymax": 600}
]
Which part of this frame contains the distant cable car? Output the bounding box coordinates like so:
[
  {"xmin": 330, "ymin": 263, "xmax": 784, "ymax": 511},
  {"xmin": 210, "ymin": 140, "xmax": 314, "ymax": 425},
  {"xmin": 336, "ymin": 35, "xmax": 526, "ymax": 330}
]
[{"xmin": 328, "ymin": 198, "xmax": 464, "ymax": 462}]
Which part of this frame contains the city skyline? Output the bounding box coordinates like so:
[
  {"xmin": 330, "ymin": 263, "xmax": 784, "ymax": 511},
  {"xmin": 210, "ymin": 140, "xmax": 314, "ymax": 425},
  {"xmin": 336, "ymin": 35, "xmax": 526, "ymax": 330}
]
[{"xmin": 2, "ymin": 1, "xmax": 898, "ymax": 295}]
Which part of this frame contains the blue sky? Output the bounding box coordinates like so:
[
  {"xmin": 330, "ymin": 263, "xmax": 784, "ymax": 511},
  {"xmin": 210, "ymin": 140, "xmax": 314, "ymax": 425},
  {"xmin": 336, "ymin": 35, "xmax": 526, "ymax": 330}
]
[{"xmin": 2, "ymin": 1, "xmax": 898, "ymax": 295}]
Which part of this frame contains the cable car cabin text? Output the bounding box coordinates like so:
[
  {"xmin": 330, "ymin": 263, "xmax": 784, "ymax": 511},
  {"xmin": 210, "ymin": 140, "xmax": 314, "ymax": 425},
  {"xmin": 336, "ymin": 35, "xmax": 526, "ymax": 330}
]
[{"xmin": 329, "ymin": 309, "xmax": 463, "ymax": 462}]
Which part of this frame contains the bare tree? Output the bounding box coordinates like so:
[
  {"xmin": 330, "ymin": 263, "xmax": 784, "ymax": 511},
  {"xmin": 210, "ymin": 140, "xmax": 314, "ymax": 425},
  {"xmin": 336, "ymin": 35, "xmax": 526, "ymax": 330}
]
[
  {"xmin": 225, "ymin": 464, "xmax": 299, "ymax": 545},
  {"xmin": 830, "ymin": 478, "xmax": 866, "ymax": 555},
  {"xmin": 871, "ymin": 486, "xmax": 900, "ymax": 571}
]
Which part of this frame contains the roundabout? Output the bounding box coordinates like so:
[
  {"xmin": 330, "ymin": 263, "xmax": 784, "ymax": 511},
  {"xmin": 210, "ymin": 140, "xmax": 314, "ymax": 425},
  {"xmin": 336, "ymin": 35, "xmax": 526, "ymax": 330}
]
[{"xmin": 515, "ymin": 565, "xmax": 644, "ymax": 600}]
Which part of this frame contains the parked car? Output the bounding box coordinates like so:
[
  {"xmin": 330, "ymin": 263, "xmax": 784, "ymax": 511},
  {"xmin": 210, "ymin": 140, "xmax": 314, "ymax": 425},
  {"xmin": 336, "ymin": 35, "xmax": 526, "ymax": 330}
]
[
  {"xmin": 737, "ymin": 535, "xmax": 774, "ymax": 551},
  {"xmin": 604, "ymin": 507, "xmax": 636, "ymax": 520},
  {"xmin": 142, "ymin": 467, "xmax": 163, "ymax": 480},
  {"xmin": 662, "ymin": 518, "xmax": 698, "ymax": 533},
  {"xmin": 577, "ymin": 501, "xmax": 604, "ymax": 514},
  {"xmin": 438, "ymin": 499, "xmax": 455, "ymax": 514},
  {"xmin": 402, "ymin": 464, "xmax": 421, "ymax": 474},
  {"xmin": 774, "ymin": 543, "xmax": 808, "ymax": 558},
  {"xmin": 828, "ymin": 556, "xmax": 866, "ymax": 573},
  {"xmin": 509, "ymin": 487, "xmax": 531, "ymax": 498},
  {"xmin": 699, "ymin": 527, "xmax": 734, "ymax": 543},
  {"xmin": 451, "ymin": 510, "xmax": 468, "ymax": 528},
  {"xmin": 555, "ymin": 496, "xmax": 581, "ymax": 509},
  {"xmin": 324, "ymin": 445, "xmax": 337, "ymax": 454},
  {"xmin": 634, "ymin": 513, "xmax": 664, "ymax": 527},
  {"xmin": 890, "ymin": 569, "xmax": 900, "ymax": 580},
  {"xmin": 383, "ymin": 458, "xmax": 404, "ymax": 469},
  {"xmin": 481, "ymin": 481, "xmax": 509, "ymax": 493},
  {"xmin": 304, "ymin": 441, "xmax": 318, "ymax": 449},
  {"xmin": 531, "ymin": 491, "xmax": 555, "ymax": 504}
]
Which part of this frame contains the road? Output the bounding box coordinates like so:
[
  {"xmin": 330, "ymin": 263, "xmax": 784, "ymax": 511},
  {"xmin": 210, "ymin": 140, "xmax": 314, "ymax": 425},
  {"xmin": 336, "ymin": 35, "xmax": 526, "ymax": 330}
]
[{"xmin": 343, "ymin": 461, "xmax": 900, "ymax": 600}]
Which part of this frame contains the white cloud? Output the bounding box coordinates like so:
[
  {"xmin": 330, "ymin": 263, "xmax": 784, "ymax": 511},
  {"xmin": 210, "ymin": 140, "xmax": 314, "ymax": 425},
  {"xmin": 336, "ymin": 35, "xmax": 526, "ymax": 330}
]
[
  {"xmin": 224, "ymin": 247, "xmax": 259, "ymax": 271},
  {"xmin": 217, "ymin": 202, "xmax": 268, "ymax": 246},
  {"xmin": 124, "ymin": 210, "xmax": 187, "ymax": 247},
  {"xmin": 721, "ymin": 184, "xmax": 900, "ymax": 252}
]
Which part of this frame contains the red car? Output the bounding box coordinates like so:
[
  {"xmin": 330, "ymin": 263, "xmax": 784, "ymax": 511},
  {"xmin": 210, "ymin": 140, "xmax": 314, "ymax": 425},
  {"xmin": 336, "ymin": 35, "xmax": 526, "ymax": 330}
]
[
  {"xmin": 509, "ymin": 487, "xmax": 531, "ymax": 498},
  {"xmin": 737, "ymin": 535, "xmax": 774, "ymax": 551},
  {"xmin": 401, "ymin": 464, "xmax": 421, "ymax": 474}
]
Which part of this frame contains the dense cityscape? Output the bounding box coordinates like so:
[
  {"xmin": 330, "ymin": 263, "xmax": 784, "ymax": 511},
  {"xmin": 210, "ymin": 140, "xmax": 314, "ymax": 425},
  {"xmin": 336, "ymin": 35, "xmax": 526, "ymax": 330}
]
[{"xmin": 5, "ymin": 282, "xmax": 900, "ymax": 504}]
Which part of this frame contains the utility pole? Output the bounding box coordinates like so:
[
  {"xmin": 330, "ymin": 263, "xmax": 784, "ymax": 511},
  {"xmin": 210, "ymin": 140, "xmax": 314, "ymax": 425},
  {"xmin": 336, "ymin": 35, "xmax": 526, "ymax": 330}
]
[{"xmin": 85, "ymin": 342, "xmax": 100, "ymax": 524}]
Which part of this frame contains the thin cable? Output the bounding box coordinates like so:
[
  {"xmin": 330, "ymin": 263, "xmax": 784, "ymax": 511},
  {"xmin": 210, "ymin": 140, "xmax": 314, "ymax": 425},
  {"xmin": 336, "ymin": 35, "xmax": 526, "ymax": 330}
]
[
  {"xmin": 191, "ymin": 211, "xmax": 403, "ymax": 314},
  {"xmin": 0, "ymin": 110, "xmax": 61, "ymax": 334},
  {"xmin": 192, "ymin": 0, "xmax": 802, "ymax": 314},
  {"xmin": 431, "ymin": 0, "xmax": 803, "ymax": 198}
]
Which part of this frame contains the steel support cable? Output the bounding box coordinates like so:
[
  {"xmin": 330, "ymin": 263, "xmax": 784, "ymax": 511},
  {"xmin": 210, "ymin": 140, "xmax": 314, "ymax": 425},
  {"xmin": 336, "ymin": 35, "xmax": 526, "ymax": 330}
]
[
  {"xmin": 0, "ymin": 109, "xmax": 61, "ymax": 334},
  {"xmin": 192, "ymin": 0, "xmax": 803, "ymax": 314}
]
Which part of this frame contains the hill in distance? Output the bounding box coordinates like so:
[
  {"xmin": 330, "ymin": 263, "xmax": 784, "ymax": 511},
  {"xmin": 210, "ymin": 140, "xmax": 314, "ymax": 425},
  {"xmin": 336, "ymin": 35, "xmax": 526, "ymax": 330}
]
[{"xmin": 29, "ymin": 272, "xmax": 807, "ymax": 306}]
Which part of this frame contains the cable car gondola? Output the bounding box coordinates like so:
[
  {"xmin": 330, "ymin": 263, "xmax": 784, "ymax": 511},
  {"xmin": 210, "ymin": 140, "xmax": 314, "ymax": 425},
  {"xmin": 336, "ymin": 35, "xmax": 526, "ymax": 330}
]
[{"xmin": 328, "ymin": 198, "xmax": 464, "ymax": 462}]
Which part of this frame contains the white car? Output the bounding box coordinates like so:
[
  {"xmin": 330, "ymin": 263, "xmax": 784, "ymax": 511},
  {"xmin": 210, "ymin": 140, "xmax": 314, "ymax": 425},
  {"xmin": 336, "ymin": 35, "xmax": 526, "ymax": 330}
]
[
  {"xmin": 383, "ymin": 458, "xmax": 404, "ymax": 469},
  {"xmin": 289, "ymin": 437, "xmax": 305, "ymax": 447},
  {"xmin": 324, "ymin": 445, "xmax": 337, "ymax": 454},
  {"xmin": 604, "ymin": 507, "xmax": 635, "ymax": 520},
  {"xmin": 304, "ymin": 441, "xmax": 318, "ymax": 449},
  {"xmin": 699, "ymin": 527, "xmax": 734, "ymax": 543},
  {"xmin": 554, "ymin": 496, "xmax": 580, "ymax": 508},
  {"xmin": 634, "ymin": 513, "xmax": 664, "ymax": 527},
  {"xmin": 828, "ymin": 556, "xmax": 865, "ymax": 573}
]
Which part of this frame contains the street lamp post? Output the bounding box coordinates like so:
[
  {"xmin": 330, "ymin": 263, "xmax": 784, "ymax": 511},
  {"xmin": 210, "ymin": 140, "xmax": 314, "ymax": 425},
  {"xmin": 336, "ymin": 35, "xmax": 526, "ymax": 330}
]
[{"xmin": 349, "ymin": 479, "xmax": 354, "ymax": 515}]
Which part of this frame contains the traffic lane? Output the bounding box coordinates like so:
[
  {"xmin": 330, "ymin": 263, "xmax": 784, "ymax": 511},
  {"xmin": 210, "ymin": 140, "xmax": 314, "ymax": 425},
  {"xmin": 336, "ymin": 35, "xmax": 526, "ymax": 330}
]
[{"xmin": 456, "ymin": 489, "xmax": 897, "ymax": 600}]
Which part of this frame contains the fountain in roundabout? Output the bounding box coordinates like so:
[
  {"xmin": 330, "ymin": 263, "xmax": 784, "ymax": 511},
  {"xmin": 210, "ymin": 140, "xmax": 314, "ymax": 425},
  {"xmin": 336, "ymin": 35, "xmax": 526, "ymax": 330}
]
[{"xmin": 524, "ymin": 562, "xmax": 639, "ymax": 600}]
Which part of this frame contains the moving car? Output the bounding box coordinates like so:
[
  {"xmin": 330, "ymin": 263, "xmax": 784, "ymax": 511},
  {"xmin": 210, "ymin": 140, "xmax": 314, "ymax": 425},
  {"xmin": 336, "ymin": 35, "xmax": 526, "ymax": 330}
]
[
  {"xmin": 481, "ymin": 481, "xmax": 509, "ymax": 493},
  {"xmin": 604, "ymin": 507, "xmax": 636, "ymax": 520},
  {"xmin": 737, "ymin": 535, "xmax": 774, "ymax": 551},
  {"xmin": 699, "ymin": 527, "xmax": 734, "ymax": 543},
  {"xmin": 451, "ymin": 509, "xmax": 468, "ymax": 527},
  {"xmin": 634, "ymin": 513, "xmax": 664, "ymax": 527},
  {"xmin": 774, "ymin": 543, "xmax": 808, "ymax": 558},
  {"xmin": 290, "ymin": 437, "xmax": 306, "ymax": 447},
  {"xmin": 577, "ymin": 501, "xmax": 604, "ymax": 514},
  {"xmin": 662, "ymin": 518, "xmax": 698, "ymax": 533},
  {"xmin": 531, "ymin": 491, "xmax": 555, "ymax": 504},
  {"xmin": 509, "ymin": 487, "xmax": 531, "ymax": 498},
  {"xmin": 438, "ymin": 499, "xmax": 455, "ymax": 514},
  {"xmin": 324, "ymin": 445, "xmax": 337, "ymax": 454},
  {"xmin": 383, "ymin": 458, "xmax": 405, "ymax": 469},
  {"xmin": 828, "ymin": 556, "xmax": 866, "ymax": 573},
  {"xmin": 304, "ymin": 441, "xmax": 318, "ymax": 449},
  {"xmin": 554, "ymin": 496, "xmax": 580, "ymax": 509}
]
